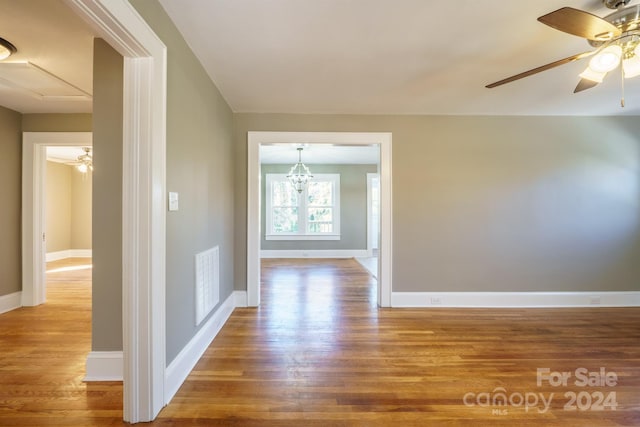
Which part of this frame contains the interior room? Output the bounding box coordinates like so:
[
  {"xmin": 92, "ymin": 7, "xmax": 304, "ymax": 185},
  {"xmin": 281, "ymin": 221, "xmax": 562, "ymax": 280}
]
[
  {"xmin": 259, "ymin": 144, "xmax": 379, "ymax": 271},
  {"xmin": 0, "ymin": 0, "xmax": 639, "ymax": 425}
]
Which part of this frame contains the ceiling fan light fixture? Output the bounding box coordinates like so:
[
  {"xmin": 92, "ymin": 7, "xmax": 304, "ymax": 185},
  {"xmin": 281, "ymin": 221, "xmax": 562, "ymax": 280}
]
[
  {"xmin": 623, "ymin": 54, "xmax": 640, "ymax": 78},
  {"xmin": 75, "ymin": 147, "xmax": 93, "ymax": 174},
  {"xmin": 579, "ymin": 66, "xmax": 607, "ymax": 82},
  {"xmin": 588, "ymin": 44, "xmax": 623, "ymax": 72},
  {"xmin": 0, "ymin": 37, "xmax": 17, "ymax": 61}
]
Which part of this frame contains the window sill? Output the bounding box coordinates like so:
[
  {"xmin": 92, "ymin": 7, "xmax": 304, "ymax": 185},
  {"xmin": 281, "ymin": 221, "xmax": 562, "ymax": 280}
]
[{"xmin": 266, "ymin": 234, "xmax": 341, "ymax": 241}]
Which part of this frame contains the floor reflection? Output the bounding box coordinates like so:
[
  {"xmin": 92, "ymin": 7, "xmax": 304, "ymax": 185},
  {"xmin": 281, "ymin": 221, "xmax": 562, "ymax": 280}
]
[{"xmin": 259, "ymin": 258, "xmax": 378, "ymax": 357}]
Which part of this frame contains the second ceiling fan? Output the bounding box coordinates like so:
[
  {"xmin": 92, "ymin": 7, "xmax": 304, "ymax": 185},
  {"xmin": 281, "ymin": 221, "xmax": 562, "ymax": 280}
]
[{"xmin": 486, "ymin": 0, "xmax": 640, "ymax": 94}]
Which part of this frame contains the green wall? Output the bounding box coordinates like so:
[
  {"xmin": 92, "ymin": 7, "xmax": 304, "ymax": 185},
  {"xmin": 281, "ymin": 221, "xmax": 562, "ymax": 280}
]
[
  {"xmin": 91, "ymin": 38, "xmax": 124, "ymax": 351},
  {"xmin": 22, "ymin": 114, "xmax": 92, "ymax": 132},
  {"xmin": 235, "ymin": 114, "xmax": 640, "ymax": 293},
  {"xmin": 130, "ymin": 0, "xmax": 236, "ymax": 364},
  {"xmin": 0, "ymin": 106, "xmax": 22, "ymax": 298}
]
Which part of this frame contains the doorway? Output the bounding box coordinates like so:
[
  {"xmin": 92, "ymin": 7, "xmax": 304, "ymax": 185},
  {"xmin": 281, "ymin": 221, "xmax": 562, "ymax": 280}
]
[
  {"xmin": 247, "ymin": 131, "xmax": 393, "ymax": 308},
  {"xmin": 45, "ymin": 145, "xmax": 93, "ymax": 298},
  {"xmin": 22, "ymin": 132, "xmax": 92, "ymax": 306}
]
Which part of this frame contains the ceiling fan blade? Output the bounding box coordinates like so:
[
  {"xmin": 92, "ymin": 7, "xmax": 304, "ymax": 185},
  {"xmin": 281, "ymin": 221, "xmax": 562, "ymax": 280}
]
[
  {"xmin": 573, "ymin": 78, "xmax": 599, "ymax": 93},
  {"xmin": 538, "ymin": 7, "xmax": 621, "ymax": 41},
  {"xmin": 485, "ymin": 51, "xmax": 595, "ymax": 88}
]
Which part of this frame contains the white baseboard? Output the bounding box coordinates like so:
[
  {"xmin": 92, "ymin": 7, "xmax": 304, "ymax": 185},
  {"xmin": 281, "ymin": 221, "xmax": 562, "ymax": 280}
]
[
  {"xmin": 0, "ymin": 291, "xmax": 22, "ymax": 314},
  {"xmin": 391, "ymin": 291, "xmax": 640, "ymax": 308},
  {"xmin": 164, "ymin": 290, "xmax": 237, "ymax": 404},
  {"xmin": 84, "ymin": 351, "xmax": 123, "ymax": 381},
  {"xmin": 234, "ymin": 290, "xmax": 248, "ymax": 307},
  {"xmin": 260, "ymin": 249, "xmax": 369, "ymax": 258},
  {"xmin": 46, "ymin": 249, "xmax": 93, "ymax": 262}
]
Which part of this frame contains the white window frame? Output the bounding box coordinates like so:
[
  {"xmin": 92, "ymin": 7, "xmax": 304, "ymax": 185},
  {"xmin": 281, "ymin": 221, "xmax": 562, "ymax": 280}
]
[{"xmin": 266, "ymin": 173, "xmax": 341, "ymax": 240}]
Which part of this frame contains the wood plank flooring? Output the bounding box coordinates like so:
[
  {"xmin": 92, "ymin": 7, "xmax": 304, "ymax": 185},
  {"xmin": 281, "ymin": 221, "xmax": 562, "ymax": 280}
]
[
  {"xmin": 158, "ymin": 259, "xmax": 640, "ymax": 426},
  {"xmin": 1, "ymin": 258, "xmax": 640, "ymax": 426},
  {"xmin": 0, "ymin": 258, "xmax": 124, "ymax": 426}
]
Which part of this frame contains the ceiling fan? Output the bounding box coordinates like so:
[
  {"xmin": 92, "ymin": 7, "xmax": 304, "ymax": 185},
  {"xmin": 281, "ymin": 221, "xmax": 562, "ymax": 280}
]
[
  {"xmin": 486, "ymin": 0, "xmax": 640, "ymax": 98},
  {"xmin": 65, "ymin": 147, "xmax": 93, "ymax": 173}
]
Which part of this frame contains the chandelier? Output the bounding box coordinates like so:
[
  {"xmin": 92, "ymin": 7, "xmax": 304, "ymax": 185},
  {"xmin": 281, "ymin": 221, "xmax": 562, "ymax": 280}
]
[{"xmin": 286, "ymin": 147, "xmax": 312, "ymax": 193}]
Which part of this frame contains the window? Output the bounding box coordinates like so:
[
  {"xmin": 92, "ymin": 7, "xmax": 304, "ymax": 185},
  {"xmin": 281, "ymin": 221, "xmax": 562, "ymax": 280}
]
[{"xmin": 266, "ymin": 173, "xmax": 340, "ymax": 240}]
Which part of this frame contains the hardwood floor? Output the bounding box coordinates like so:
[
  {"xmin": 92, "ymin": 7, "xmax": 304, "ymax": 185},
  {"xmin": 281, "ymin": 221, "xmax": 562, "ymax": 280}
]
[
  {"xmin": 158, "ymin": 259, "xmax": 640, "ymax": 426},
  {"xmin": 0, "ymin": 258, "xmax": 124, "ymax": 426},
  {"xmin": 1, "ymin": 257, "xmax": 639, "ymax": 426}
]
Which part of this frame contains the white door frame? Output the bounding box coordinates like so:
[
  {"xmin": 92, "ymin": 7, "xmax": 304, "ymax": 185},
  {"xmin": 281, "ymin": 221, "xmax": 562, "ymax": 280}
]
[
  {"xmin": 64, "ymin": 0, "xmax": 167, "ymax": 422},
  {"xmin": 366, "ymin": 172, "xmax": 380, "ymax": 258},
  {"xmin": 22, "ymin": 132, "xmax": 92, "ymax": 307},
  {"xmin": 247, "ymin": 131, "xmax": 393, "ymax": 307}
]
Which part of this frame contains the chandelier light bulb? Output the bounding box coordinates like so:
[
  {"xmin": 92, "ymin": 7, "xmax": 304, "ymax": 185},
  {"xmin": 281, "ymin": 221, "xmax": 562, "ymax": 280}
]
[{"xmin": 588, "ymin": 45, "xmax": 622, "ymax": 73}]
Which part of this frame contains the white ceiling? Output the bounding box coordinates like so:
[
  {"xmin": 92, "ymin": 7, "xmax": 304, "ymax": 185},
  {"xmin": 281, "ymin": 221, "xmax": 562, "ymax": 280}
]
[
  {"xmin": 5, "ymin": 1, "xmax": 639, "ymax": 117},
  {"xmin": 159, "ymin": 0, "xmax": 640, "ymax": 116},
  {"xmin": 0, "ymin": 0, "xmax": 94, "ymax": 113},
  {"xmin": 261, "ymin": 144, "xmax": 379, "ymax": 165},
  {"xmin": 47, "ymin": 146, "xmax": 88, "ymax": 163}
]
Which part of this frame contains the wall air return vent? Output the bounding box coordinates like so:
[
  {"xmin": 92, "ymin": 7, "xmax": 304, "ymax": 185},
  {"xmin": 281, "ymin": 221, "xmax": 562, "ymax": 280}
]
[{"xmin": 195, "ymin": 246, "xmax": 220, "ymax": 326}]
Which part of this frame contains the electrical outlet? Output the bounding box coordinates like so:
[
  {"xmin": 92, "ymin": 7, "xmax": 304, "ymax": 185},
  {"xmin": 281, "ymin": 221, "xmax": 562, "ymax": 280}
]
[
  {"xmin": 430, "ymin": 297, "xmax": 442, "ymax": 305},
  {"xmin": 590, "ymin": 296, "xmax": 601, "ymax": 305}
]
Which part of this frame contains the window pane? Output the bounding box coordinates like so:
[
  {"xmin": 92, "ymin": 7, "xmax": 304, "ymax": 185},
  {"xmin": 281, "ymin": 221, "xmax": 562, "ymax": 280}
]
[
  {"xmin": 272, "ymin": 181, "xmax": 297, "ymax": 206},
  {"xmin": 308, "ymin": 208, "xmax": 333, "ymax": 233},
  {"xmin": 273, "ymin": 208, "xmax": 298, "ymax": 233},
  {"xmin": 307, "ymin": 181, "xmax": 332, "ymax": 205}
]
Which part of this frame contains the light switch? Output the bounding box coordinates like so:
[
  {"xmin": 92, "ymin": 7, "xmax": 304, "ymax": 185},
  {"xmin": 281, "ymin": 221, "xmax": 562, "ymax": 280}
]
[{"xmin": 168, "ymin": 192, "xmax": 179, "ymax": 211}]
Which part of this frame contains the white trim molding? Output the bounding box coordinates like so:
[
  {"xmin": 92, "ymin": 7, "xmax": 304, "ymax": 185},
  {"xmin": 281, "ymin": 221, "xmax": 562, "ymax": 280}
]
[
  {"xmin": 46, "ymin": 249, "xmax": 93, "ymax": 262},
  {"xmin": 164, "ymin": 292, "xmax": 236, "ymax": 403},
  {"xmin": 234, "ymin": 290, "xmax": 248, "ymax": 308},
  {"xmin": 85, "ymin": 351, "xmax": 124, "ymax": 381},
  {"xmin": 261, "ymin": 250, "xmax": 369, "ymax": 258},
  {"xmin": 65, "ymin": 0, "xmax": 167, "ymax": 422},
  {"xmin": 366, "ymin": 173, "xmax": 380, "ymax": 258},
  {"xmin": 247, "ymin": 131, "xmax": 393, "ymax": 308},
  {"xmin": 0, "ymin": 292, "xmax": 22, "ymax": 315},
  {"xmin": 391, "ymin": 291, "xmax": 640, "ymax": 308},
  {"xmin": 265, "ymin": 235, "xmax": 341, "ymax": 241}
]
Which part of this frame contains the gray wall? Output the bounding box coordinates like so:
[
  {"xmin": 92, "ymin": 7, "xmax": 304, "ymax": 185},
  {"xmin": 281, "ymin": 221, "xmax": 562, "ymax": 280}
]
[
  {"xmin": 261, "ymin": 164, "xmax": 376, "ymax": 251},
  {"xmin": 235, "ymin": 114, "xmax": 640, "ymax": 293},
  {"xmin": 0, "ymin": 106, "xmax": 22, "ymax": 297},
  {"xmin": 92, "ymin": 38, "xmax": 123, "ymax": 351},
  {"xmin": 131, "ymin": 0, "xmax": 235, "ymax": 364},
  {"xmin": 70, "ymin": 167, "xmax": 92, "ymax": 249}
]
